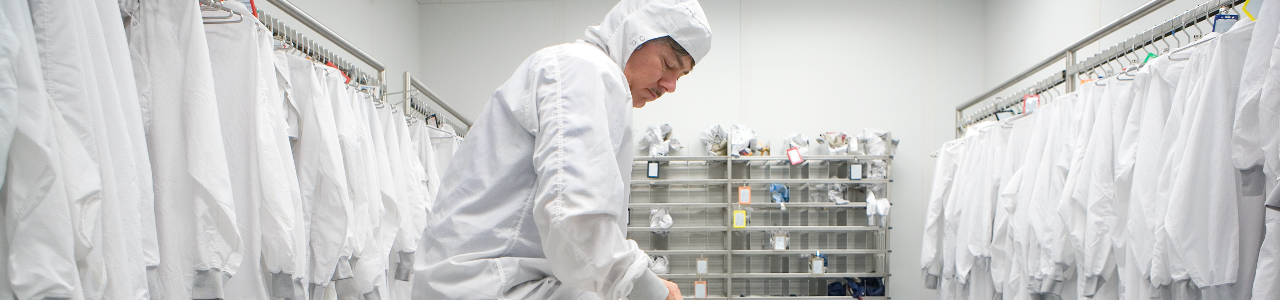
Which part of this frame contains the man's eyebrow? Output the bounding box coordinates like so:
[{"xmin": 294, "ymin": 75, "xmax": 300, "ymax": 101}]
[{"xmin": 677, "ymin": 55, "xmax": 691, "ymax": 75}]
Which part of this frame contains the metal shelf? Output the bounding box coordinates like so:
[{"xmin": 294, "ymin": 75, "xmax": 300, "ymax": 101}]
[
  {"xmin": 646, "ymin": 249, "xmax": 730, "ymax": 255},
  {"xmin": 657, "ymin": 273, "xmax": 732, "ymax": 279},
  {"xmin": 633, "ymin": 156, "xmax": 732, "ymax": 162},
  {"xmin": 731, "ymin": 272, "xmax": 884, "ymax": 279},
  {"xmin": 630, "ymin": 146, "xmax": 893, "ymax": 298},
  {"xmin": 629, "ymin": 202, "xmax": 872, "ymax": 209},
  {"xmin": 631, "ymin": 179, "xmax": 891, "ymax": 185},
  {"xmin": 631, "ymin": 179, "xmax": 729, "ymax": 185},
  {"xmin": 632, "ymin": 155, "xmax": 892, "ymax": 162},
  {"xmin": 730, "ymin": 249, "xmax": 888, "ymax": 255},
  {"xmin": 629, "ymin": 203, "xmax": 729, "ymax": 208},
  {"xmin": 734, "ymin": 226, "xmax": 886, "ymax": 232},
  {"xmin": 742, "ymin": 202, "xmax": 868, "ymax": 208},
  {"xmin": 731, "ymin": 179, "xmax": 891, "ymax": 185},
  {"xmin": 628, "ymin": 226, "xmax": 727, "ymax": 232},
  {"xmin": 734, "ymin": 297, "xmax": 887, "ymax": 300}
]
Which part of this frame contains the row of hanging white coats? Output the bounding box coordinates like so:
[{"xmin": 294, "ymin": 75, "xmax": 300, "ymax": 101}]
[
  {"xmin": 922, "ymin": 5, "xmax": 1280, "ymax": 300},
  {"xmin": 0, "ymin": 0, "xmax": 460, "ymax": 299}
]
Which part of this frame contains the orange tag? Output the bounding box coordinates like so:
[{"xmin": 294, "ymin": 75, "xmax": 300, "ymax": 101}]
[
  {"xmin": 694, "ymin": 281, "xmax": 707, "ymax": 298},
  {"xmin": 738, "ymin": 186, "xmax": 751, "ymax": 204},
  {"xmin": 786, "ymin": 147, "xmax": 803, "ymax": 165}
]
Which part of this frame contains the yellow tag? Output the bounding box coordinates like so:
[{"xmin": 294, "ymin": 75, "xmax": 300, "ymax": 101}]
[
  {"xmin": 738, "ymin": 186, "xmax": 751, "ymax": 204},
  {"xmin": 733, "ymin": 210, "xmax": 747, "ymax": 228}
]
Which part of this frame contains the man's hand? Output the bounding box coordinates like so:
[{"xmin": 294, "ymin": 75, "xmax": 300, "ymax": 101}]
[{"xmin": 662, "ymin": 279, "xmax": 684, "ymax": 300}]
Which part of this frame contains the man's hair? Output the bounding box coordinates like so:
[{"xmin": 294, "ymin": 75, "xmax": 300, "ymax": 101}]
[{"xmin": 643, "ymin": 36, "xmax": 695, "ymax": 68}]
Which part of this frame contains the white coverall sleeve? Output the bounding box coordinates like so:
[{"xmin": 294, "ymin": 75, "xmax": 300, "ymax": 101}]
[{"xmin": 528, "ymin": 54, "xmax": 668, "ymax": 300}]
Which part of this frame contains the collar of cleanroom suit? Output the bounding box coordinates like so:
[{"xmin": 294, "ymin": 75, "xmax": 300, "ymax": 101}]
[{"xmin": 413, "ymin": 0, "xmax": 712, "ymax": 299}]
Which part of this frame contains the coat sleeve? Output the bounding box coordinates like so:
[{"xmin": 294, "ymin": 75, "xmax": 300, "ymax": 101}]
[{"xmin": 527, "ymin": 52, "xmax": 669, "ymax": 300}]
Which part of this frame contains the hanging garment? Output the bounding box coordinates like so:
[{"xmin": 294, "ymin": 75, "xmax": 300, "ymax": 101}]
[
  {"xmin": 923, "ymin": 140, "xmax": 963, "ymax": 289},
  {"xmin": 316, "ymin": 65, "xmax": 360, "ymax": 286},
  {"xmin": 284, "ymin": 54, "xmax": 350, "ymax": 294},
  {"xmin": 1165, "ymin": 20, "xmax": 1255, "ymax": 299},
  {"xmin": 1125, "ymin": 53, "xmax": 1189, "ymax": 298},
  {"xmin": 990, "ymin": 113, "xmax": 1035, "ymax": 299},
  {"xmin": 125, "ymin": 0, "xmax": 243, "ymax": 298},
  {"xmin": 204, "ymin": 2, "xmax": 300, "ymax": 298},
  {"xmin": 1151, "ymin": 33, "xmax": 1217, "ymax": 295},
  {"xmin": 381, "ymin": 105, "xmax": 415, "ymax": 300},
  {"xmin": 256, "ymin": 18, "xmax": 304, "ymax": 300},
  {"xmin": 274, "ymin": 51, "xmax": 313, "ymax": 299},
  {"xmin": 1253, "ymin": 2, "xmax": 1280, "ymax": 298},
  {"xmin": 0, "ymin": 2, "xmax": 85, "ymax": 298},
  {"xmin": 1229, "ymin": 3, "xmax": 1280, "ymax": 298},
  {"xmin": 348, "ymin": 90, "xmax": 398, "ymax": 300}
]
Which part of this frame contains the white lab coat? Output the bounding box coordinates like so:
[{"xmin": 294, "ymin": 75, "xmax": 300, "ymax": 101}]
[
  {"xmin": 274, "ymin": 51, "xmax": 314, "ymax": 299},
  {"xmin": 126, "ymin": 0, "xmax": 245, "ymax": 298},
  {"xmin": 0, "ymin": 2, "xmax": 85, "ymax": 298},
  {"xmin": 1233, "ymin": 3, "xmax": 1280, "ymax": 300},
  {"xmin": 285, "ymin": 54, "xmax": 350, "ymax": 291},
  {"xmin": 1165, "ymin": 20, "xmax": 1254, "ymax": 298},
  {"xmin": 350, "ymin": 90, "xmax": 399, "ymax": 299},
  {"xmin": 923, "ymin": 139, "xmax": 963, "ymax": 289},
  {"xmin": 991, "ymin": 113, "xmax": 1034, "ymax": 299},
  {"xmin": 205, "ymin": 3, "xmax": 300, "ymax": 298},
  {"xmin": 416, "ymin": 0, "xmax": 711, "ymax": 299},
  {"xmin": 1253, "ymin": 2, "xmax": 1280, "ymax": 298}
]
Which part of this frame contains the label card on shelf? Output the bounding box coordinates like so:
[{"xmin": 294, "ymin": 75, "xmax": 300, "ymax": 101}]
[
  {"xmin": 738, "ymin": 186, "xmax": 751, "ymax": 204},
  {"xmin": 849, "ymin": 164, "xmax": 862, "ymax": 180},
  {"xmin": 696, "ymin": 258, "xmax": 708, "ymax": 275},
  {"xmin": 811, "ymin": 256, "xmax": 825, "ymax": 275},
  {"xmin": 787, "ymin": 147, "xmax": 803, "ymax": 165},
  {"xmin": 647, "ymin": 162, "xmax": 659, "ymax": 178},
  {"xmin": 774, "ymin": 236, "xmax": 787, "ymax": 251},
  {"xmin": 694, "ymin": 281, "xmax": 707, "ymax": 298},
  {"xmin": 733, "ymin": 210, "xmax": 747, "ymax": 228}
]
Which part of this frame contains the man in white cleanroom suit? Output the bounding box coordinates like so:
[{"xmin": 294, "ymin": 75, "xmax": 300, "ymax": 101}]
[{"xmin": 414, "ymin": 0, "xmax": 711, "ymax": 299}]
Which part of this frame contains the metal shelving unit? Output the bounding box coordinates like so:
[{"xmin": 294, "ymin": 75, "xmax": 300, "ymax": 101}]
[{"xmin": 627, "ymin": 155, "xmax": 893, "ymax": 299}]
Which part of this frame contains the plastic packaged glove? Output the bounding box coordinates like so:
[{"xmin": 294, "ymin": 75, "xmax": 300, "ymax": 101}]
[
  {"xmin": 818, "ymin": 132, "xmax": 850, "ymax": 155},
  {"xmin": 728, "ymin": 125, "xmax": 758, "ymax": 157},
  {"xmin": 650, "ymin": 255, "xmax": 670, "ymax": 274},
  {"xmin": 769, "ymin": 184, "xmax": 789, "ymax": 203},
  {"xmin": 649, "ymin": 207, "xmax": 673, "ymax": 230},
  {"xmin": 699, "ymin": 125, "xmax": 728, "ymax": 156},
  {"xmin": 876, "ymin": 198, "xmax": 891, "ymax": 227},
  {"xmin": 785, "ymin": 134, "xmax": 810, "ymax": 156},
  {"xmin": 828, "ymin": 184, "xmax": 849, "ymax": 205},
  {"xmin": 866, "ymin": 190, "xmax": 879, "ymax": 226},
  {"xmin": 641, "ymin": 124, "xmax": 682, "ymax": 156},
  {"xmin": 857, "ymin": 128, "xmax": 898, "ymax": 156}
]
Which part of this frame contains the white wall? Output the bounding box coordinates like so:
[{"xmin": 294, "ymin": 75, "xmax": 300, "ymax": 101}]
[
  {"xmin": 256, "ymin": 0, "xmax": 425, "ymax": 99},
  {"xmin": 419, "ymin": 1, "xmax": 985, "ymax": 299}
]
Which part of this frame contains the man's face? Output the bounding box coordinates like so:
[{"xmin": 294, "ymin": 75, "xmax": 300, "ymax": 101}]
[{"xmin": 623, "ymin": 41, "xmax": 694, "ymax": 108}]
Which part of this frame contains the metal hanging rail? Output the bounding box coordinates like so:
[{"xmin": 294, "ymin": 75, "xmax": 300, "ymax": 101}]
[
  {"xmin": 261, "ymin": 0, "xmax": 385, "ymax": 73},
  {"xmin": 954, "ymin": 0, "xmax": 1248, "ymax": 136},
  {"xmin": 405, "ymin": 72, "xmax": 475, "ymax": 128}
]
